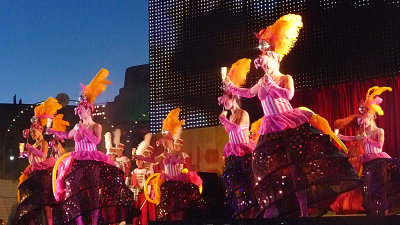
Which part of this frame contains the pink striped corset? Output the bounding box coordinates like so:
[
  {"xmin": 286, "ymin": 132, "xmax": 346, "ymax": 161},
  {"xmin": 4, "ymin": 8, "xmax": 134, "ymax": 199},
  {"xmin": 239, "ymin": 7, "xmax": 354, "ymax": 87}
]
[
  {"xmin": 164, "ymin": 162, "xmax": 184, "ymax": 181},
  {"xmin": 75, "ymin": 140, "xmax": 97, "ymax": 152},
  {"xmin": 364, "ymin": 143, "xmax": 382, "ymax": 155},
  {"xmin": 259, "ymin": 88, "xmax": 293, "ymax": 116},
  {"xmin": 229, "ymin": 126, "xmax": 249, "ymax": 144},
  {"xmin": 28, "ymin": 154, "xmax": 44, "ymax": 165}
]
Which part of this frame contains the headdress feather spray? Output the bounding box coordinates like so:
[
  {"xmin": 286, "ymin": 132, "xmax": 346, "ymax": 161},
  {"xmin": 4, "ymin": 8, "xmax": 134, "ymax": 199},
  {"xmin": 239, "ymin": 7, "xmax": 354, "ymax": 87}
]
[
  {"xmin": 257, "ymin": 14, "xmax": 303, "ymax": 59},
  {"xmin": 136, "ymin": 133, "xmax": 152, "ymax": 156},
  {"xmin": 162, "ymin": 108, "xmax": 185, "ymax": 139},
  {"xmin": 228, "ymin": 58, "xmax": 252, "ymax": 88},
  {"xmin": 82, "ymin": 68, "xmax": 112, "ymax": 105}
]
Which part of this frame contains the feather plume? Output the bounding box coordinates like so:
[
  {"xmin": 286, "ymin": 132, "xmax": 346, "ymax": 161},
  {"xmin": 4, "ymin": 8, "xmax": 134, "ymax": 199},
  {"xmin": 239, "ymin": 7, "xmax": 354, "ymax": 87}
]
[
  {"xmin": 105, "ymin": 132, "xmax": 112, "ymax": 151},
  {"xmin": 34, "ymin": 97, "xmax": 62, "ymax": 126},
  {"xmin": 258, "ymin": 14, "xmax": 303, "ymax": 59},
  {"xmin": 136, "ymin": 133, "xmax": 152, "ymax": 156},
  {"xmin": 364, "ymin": 86, "xmax": 392, "ymax": 116},
  {"xmin": 162, "ymin": 108, "xmax": 185, "ymax": 139},
  {"xmin": 228, "ymin": 58, "xmax": 251, "ymax": 88},
  {"xmin": 52, "ymin": 114, "xmax": 70, "ymax": 132},
  {"xmin": 250, "ymin": 118, "xmax": 263, "ymax": 142},
  {"xmin": 113, "ymin": 129, "xmax": 121, "ymax": 146},
  {"xmin": 83, "ymin": 68, "xmax": 112, "ymax": 105}
]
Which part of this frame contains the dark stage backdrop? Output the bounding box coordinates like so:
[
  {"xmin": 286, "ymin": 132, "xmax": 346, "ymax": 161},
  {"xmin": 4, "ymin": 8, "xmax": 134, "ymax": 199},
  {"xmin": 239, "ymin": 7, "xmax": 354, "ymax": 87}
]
[{"xmin": 149, "ymin": 0, "xmax": 400, "ymax": 136}]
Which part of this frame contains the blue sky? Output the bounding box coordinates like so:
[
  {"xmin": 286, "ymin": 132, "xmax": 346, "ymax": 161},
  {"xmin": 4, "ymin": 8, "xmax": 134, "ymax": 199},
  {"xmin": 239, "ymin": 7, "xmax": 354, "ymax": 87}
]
[{"xmin": 0, "ymin": 1, "xmax": 149, "ymax": 104}]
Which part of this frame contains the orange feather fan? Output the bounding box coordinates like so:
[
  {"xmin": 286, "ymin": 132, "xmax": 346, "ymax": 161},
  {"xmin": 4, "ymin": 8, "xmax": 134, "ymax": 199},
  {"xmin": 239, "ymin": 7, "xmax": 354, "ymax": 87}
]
[{"xmin": 228, "ymin": 58, "xmax": 252, "ymax": 88}]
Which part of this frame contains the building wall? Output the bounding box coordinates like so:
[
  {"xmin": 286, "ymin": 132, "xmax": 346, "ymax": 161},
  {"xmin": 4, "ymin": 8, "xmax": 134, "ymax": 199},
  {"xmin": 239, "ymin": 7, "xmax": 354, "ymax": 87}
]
[{"xmin": 0, "ymin": 179, "xmax": 18, "ymax": 224}]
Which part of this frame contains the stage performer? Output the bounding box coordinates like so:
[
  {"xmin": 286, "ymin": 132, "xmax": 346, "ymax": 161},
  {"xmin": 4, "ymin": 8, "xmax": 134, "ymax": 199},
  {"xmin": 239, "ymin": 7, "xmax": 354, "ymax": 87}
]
[
  {"xmin": 15, "ymin": 97, "xmax": 69, "ymax": 225},
  {"xmin": 223, "ymin": 14, "xmax": 361, "ymax": 217},
  {"xmin": 114, "ymin": 143, "xmax": 131, "ymax": 186},
  {"xmin": 173, "ymin": 138, "xmax": 190, "ymax": 171},
  {"xmin": 337, "ymin": 86, "xmax": 400, "ymax": 215},
  {"xmin": 218, "ymin": 60, "xmax": 258, "ymax": 218},
  {"xmin": 135, "ymin": 108, "xmax": 206, "ymax": 221},
  {"xmin": 131, "ymin": 136, "xmax": 154, "ymax": 225},
  {"xmin": 49, "ymin": 68, "xmax": 139, "ymax": 225}
]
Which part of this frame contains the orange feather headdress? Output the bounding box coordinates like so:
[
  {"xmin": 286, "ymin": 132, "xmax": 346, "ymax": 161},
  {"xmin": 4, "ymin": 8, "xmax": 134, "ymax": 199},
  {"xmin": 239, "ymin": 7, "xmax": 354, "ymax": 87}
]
[
  {"xmin": 29, "ymin": 97, "xmax": 69, "ymax": 132},
  {"xmin": 256, "ymin": 14, "xmax": 303, "ymax": 60},
  {"xmin": 76, "ymin": 68, "xmax": 112, "ymax": 114},
  {"xmin": 162, "ymin": 108, "xmax": 185, "ymax": 140},
  {"xmin": 358, "ymin": 86, "xmax": 392, "ymax": 125}
]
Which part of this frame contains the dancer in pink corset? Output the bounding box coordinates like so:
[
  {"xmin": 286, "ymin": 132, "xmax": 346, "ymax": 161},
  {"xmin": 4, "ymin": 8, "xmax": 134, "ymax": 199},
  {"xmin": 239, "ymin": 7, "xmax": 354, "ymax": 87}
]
[
  {"xmin": 49, "ymin": 69, "xmax": 139, "ymax": 225},
  {"xmin": 218, "ymin": 60, "xmax": 258, "ymax": 218},
  {"xmin": 223, "ymin": 14, "xmax": 361, "ymax": 217},
  {"xmin": 15, "ymin": 97, "xmax": 68, "ymax": 225},
  {"xmin": 134, "ymin": 108, "xmax": 206, "ymax": 221},
  {"xmin": 337, "ymin": 86, "xmax": 400, "ymax": 215}
]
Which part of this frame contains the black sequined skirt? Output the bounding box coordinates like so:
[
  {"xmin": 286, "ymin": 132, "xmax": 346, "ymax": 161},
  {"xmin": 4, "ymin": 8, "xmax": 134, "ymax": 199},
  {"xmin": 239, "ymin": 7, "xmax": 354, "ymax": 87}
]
[
  {"xmin": 156, "ymin": 180, "xmax": 207, "ymax": 220},
  {"xmin": 222, "ymin": 154, "xmax": 257, "ymax": 218},
  {"xmin": 362, "ymin": 158, "xmax": 400, "ymax": 215},
  {"xmin": 252, "ymin": 123, "xmax": 362, "ymax": 217},
  {"xmin": 15, "ymin": 168, "xmax": 58, "ymax": 225},
  {"xmin": 59, "ymin": 160, "xmax": 140, "ymax": 224}
]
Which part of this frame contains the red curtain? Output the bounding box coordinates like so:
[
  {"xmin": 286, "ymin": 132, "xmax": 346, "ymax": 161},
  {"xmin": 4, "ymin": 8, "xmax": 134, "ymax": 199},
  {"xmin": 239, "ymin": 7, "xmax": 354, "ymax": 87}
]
[{"xmin": 291, "ymin": 76, "xmax": 400, "ymax": 157}]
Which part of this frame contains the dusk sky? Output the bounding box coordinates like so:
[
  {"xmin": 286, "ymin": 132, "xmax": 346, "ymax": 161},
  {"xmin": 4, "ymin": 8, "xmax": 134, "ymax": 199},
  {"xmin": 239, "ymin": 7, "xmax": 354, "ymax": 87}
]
[{"xmin": 0, "ymin": 1, "xmax": 149, "ymax": 104}]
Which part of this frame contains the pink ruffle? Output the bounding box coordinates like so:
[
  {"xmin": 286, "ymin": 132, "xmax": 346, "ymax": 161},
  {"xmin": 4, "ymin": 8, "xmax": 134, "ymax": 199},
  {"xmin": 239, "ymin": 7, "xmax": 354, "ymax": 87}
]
[
  {"xmin": 360, "ymin": 152, "xmax": 391, "ymax": 164},
  {"xmin": 23, "ymin": 157, "xmax": 56, "ymax": 176},
  {"xmin": 54, "ymin": 150, "xmax": 114, "ymax": 201},
  {"xmin": 223, "ymin": 142, "xmax": 256, "ymax": 158},
  {"xmin": 259, "ymin": 108, "xmax": 313, "ymax": 135}
]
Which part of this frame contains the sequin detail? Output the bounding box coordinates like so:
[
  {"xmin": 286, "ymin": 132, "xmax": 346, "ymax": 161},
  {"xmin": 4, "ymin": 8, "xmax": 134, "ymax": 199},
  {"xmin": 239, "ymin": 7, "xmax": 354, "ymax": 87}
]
[
  {"xmin": 15, "ymin": 168, "xmax": 58, "ymax": 225},
  {"xmin": 362, "ymin": 158, "xmax": 400, "ymax": 215},
  {"xmin": 252, "ymin": 123, "xmax": 362, "ymax": 216},
  {"xmin": 59, "ymin": 160, "xmax": 140, "ymax": 224},
  {"xmin": 156, "ymin": 181, "xmax": 207, "ymax": 220},
  {"xmin": 222, "ymin": 154, "xmax": 257, "ymax": 218}
]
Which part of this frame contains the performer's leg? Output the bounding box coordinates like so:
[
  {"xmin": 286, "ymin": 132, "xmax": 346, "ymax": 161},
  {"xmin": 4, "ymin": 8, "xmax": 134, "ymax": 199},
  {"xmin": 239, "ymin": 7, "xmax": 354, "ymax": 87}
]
[
  {"xmin": 140, "ymin": 193, "xmax": 148, "ymax": 225},
  {"xmin": 91, "ymin": 209, "xmax": 99, "ymax": 225},
  {"xmin": 44, "ymin": 206, "xmax": 53, "ymax": 225},
  {"xmin": 75, "ymin": 216, "xmax": 84, "ymax": 225}
]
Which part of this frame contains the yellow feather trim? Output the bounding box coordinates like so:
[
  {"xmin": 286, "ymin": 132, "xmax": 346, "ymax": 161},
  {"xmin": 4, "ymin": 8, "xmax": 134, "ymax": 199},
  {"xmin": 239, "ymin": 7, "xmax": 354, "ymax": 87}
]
[
  {"xmin": 52, "ymin": 152, "xmax": 70, "ymax": 198},
  {"xmin": 84, "ymin": 68, "xmax": 112, "ymax": 105},
  {"xmin": 17, "ymin": 172, "xmax": 28, "ymax": 203},
  {"xmin": 250, "ymin": 118, "xmax": 263, "ymax": 143},
  {"xmin": 298, "ymin": 107, "xmax": 348, "ymax": 154}
]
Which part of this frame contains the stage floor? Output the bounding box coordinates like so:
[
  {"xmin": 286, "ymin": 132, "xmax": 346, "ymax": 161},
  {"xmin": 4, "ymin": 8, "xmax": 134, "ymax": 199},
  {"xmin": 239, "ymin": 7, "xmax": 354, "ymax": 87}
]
[{"xmin": 148, "ymin": 214, "xmax": 400, "ymax": 225}]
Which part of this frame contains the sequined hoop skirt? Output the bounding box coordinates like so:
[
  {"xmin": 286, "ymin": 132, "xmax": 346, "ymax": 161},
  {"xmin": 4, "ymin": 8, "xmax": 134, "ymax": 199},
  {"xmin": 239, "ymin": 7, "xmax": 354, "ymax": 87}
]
[
  {"xmin": 362, "ymin": 157, "xmax": 400, "ymax": 215},
  {"xmin": 15, "ymin": 168, "xmax": 58, "ymax": 225},
  {"xmin": 222, "ymin": 153, "xmax": 257, "ymax": 218},
  {"xmin": 59, "ymin": 160, "xmax": 140, "ymax": 224},
  {"xmin": 252, "ymin": 123, "xmax": 362, "ymax": 217},
  {"xmin": 156, "ymin": 181, "xmax": 207, "ymax": 220}
]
